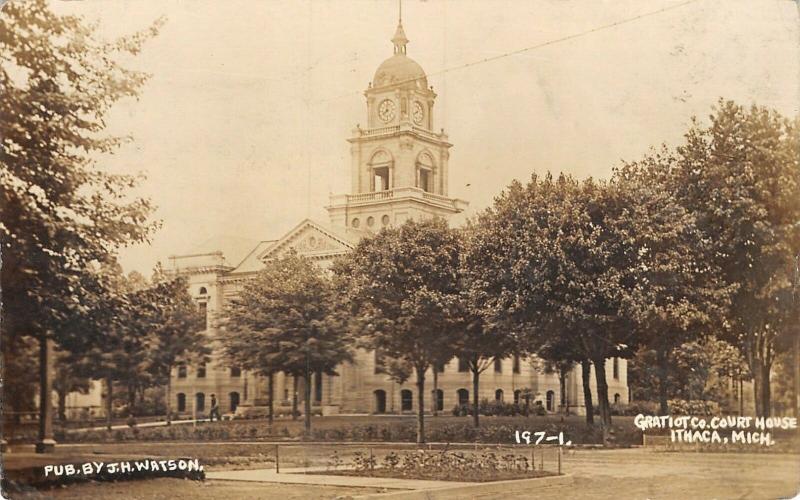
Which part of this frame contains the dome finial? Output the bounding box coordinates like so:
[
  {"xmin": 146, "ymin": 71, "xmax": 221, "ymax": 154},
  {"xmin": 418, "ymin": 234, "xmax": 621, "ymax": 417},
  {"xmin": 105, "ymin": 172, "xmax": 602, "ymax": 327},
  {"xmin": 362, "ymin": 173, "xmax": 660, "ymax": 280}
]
[{"xmin": 392, "ymin": 0, "xmax": 408, "ymax": 55}]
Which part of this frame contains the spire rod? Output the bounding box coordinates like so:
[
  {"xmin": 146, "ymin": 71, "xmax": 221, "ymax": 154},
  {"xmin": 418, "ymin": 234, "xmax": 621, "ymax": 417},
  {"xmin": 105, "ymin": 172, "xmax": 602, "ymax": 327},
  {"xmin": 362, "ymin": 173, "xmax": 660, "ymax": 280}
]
[{"xmin": 392, "ymin": 0, "xmax": 409, "ymax": 54}]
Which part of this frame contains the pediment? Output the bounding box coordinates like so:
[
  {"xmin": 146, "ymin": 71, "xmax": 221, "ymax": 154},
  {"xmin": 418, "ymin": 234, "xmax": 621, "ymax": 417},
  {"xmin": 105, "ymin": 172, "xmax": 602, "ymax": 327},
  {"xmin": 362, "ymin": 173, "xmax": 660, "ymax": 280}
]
[{"xmin": 258, "ymin": 219, "xmax": 356, "ymax": 262}]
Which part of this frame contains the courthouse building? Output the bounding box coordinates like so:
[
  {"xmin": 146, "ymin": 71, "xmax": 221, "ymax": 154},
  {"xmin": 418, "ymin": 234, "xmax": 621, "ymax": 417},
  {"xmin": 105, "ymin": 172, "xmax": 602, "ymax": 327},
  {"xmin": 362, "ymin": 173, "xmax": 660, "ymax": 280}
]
[{"xmin": 168, "ymin": 17, "xmax": 629, "ymax": 417}]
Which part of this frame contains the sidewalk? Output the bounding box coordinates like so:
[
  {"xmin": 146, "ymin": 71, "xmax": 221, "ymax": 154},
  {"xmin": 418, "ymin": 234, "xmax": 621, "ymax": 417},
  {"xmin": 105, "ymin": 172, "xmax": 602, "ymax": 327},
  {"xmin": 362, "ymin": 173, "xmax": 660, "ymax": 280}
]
[
  {"xmin": 206, "ymin": 466, "xmax": 477, "ymax": 491},
  {"xmin": 64, "ymin": 418, "xmax": 207, "ymax": 433}
]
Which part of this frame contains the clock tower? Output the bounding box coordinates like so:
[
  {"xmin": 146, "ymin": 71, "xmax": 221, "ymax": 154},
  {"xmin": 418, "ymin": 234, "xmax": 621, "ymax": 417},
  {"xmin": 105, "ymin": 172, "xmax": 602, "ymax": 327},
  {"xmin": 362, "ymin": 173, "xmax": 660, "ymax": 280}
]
[{"xmin": 327, "ymin": 16, "xmax": 467, "ymax": 232}]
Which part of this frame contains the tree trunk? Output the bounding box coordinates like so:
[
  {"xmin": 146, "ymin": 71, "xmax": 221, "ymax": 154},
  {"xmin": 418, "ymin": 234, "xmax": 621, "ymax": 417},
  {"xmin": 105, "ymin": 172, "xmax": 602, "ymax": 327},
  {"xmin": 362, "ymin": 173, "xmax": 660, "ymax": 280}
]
[
  {"xmin": 753, "ymin": 360, "xmax": 762, "ymax": 417},
  {"xmin": 559, "ymin": 368, "xmax": 567, "ymax": 415},
  {"xmin": 472, "ymin": 367, "xmax": 481, "ymax": 428},
  {"xmin": 36, "ymin": 335, "xmax": 55, "ymax": 453},
  {"xmin": 415, "ymin": 366, "xmax": 426, "ymax": 444},
  {"xmin": 432, "ymin": 369, "xmax": 439, "ymax": 417},
  {"xmin": 593, "ymin": 357, "xmax": 612, "ymax": 443},
  {"xmin": 165, "ymin": 372, "xmax": 172, "ymax": 425},
  {"xmin": 106, "ymin": 377, "xmax": 113, "ymax": 431},
  {"xmin": 127, "ymin": 384, "xmax": 136, "ymax": 417},
  {"xmin": 739, "ymin": 377, "xmax": 744, "ymax": 416},
  {"xmin": 57, "ymin": 387, "xmax": 67, "ymax": 422},
  {"xmin": 292, "ymin": 376, "xmax": 299, "ymax": 421},
  {"xmin": 761, "ymin": 362, "xmax": 771, "ymax": 418},
  {"xmin": 581, "ymin": 361, "xmax": 594, "ymax": 425},
  {"xmin": 656, "ymin": 346, "xmax": 669, "ymax": 415},
  {"xmin": 303, "ymin": 370, "xmax": 312, "ymax": 438},
  {"xmin": 267, "ymin": 372, "xmax": 274, "ymax": 426},
  {"xmin": 794, "ymin": 334, "xmax": 800, "ymax": 419}
]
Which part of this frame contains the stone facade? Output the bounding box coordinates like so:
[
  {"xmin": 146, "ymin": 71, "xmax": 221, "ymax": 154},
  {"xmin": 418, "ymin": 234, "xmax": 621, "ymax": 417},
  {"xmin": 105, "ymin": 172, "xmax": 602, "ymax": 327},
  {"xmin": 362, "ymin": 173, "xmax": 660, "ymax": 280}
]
[{"xmin": 168, "ymin": 18, "xmax": 629, "ymax": 418}]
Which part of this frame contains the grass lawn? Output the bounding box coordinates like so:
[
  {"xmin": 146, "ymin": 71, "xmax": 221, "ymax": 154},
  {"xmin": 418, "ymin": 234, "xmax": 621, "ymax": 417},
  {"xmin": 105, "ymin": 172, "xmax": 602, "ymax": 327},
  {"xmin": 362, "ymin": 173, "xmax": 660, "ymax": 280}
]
[
  {"xmin": 5, "ymin": 449, "xmax": 798, "ymax": 499},
  {"xmin": 50, "ymin": 414, "xmax": 642, "ymax": 446},
  {"xmin": 5, "ymin": 478, "xmax": 385, "ymax": 500},
  {"xmin": 6, "ymin": 441, "xmax": 566, "ymax": 472}
]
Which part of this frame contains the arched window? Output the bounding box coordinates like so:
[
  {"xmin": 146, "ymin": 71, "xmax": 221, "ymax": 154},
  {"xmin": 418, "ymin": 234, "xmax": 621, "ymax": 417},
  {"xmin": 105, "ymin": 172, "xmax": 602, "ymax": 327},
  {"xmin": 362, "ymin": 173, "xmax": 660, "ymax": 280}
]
[
  {"xmin": 370, "ymin": 150, "xmax": 392, "ymax": 191},
  {"xmin": 434, "ymin": 389, "xmax": 444, "ymax": 411},
  {"xmin": 513, "ymin": 390, "xmax": 521, "ymax": 405},
  {"xmin": 374, "ymin": 390, "xmax": 387, "ymax": 414},
  {"xmin": 546, "ymin": 390, "xmax": 555, "ymax": 412},
  {"xmin": 614, "ymin": 393, "xmax": 621, "ymax": 405},
  {"xmin": 177, "ymin": 365, "xmax": 187, "ymax": 378},
  {"xmin": 198, "ymin": 302, "xmax": 208, "ymax": 329},
  {"xmin": 613, "ymin": 358, "xmax": 620, "ymax": 379},
  {"xmin": 457, "ymin": 388, "xmax": 469, "ymax": 406},
  {"xmin": 229, "ymin": 392, "xmax": 240, "ymax": 412},
  {"xmin": 400, "ymin": 389, "xmax": 413, "ymax": 412},
  {"xmin": 176, "ymin": 393, "xmax": 186, "ymax": 412},
  {"xmin": 195, "ymin": 393, "xmax": 205, "ymax": 413},
  {"xmin": 198, "ymin": 286, "xmax": 207, "ymax": 295},
  {"xmin": 495, "ymin": 389, "xmax": 504, "ymax": 402},
  {"xmin": 416, "ymin": 152, "xmax": 435, "ymax": 193}
]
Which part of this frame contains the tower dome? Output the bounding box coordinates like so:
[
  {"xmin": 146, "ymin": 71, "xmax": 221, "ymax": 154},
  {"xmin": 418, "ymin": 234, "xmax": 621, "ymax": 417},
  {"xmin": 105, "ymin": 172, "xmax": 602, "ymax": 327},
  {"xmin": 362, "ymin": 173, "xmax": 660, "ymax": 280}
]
[
  {"xmin": 372, "ymin": 18, "xmax": 428, "ymax": 90},
  {"xmin": 373, "ymin": 54, "xmax": 428, "ymax": 90}
]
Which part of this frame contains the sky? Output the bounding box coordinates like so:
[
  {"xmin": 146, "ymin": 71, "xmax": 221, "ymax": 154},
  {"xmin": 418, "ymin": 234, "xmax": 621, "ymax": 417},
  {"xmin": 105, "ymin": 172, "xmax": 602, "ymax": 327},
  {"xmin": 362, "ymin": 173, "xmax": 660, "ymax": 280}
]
[{"xmin": 46, "ymin": 0, "xmax": 799, "ymax": 274}]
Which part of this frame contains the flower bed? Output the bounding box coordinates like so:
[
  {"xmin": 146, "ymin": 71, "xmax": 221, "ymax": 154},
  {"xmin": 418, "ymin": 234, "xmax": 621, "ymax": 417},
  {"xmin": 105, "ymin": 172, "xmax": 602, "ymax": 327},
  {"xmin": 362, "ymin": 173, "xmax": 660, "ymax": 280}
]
[{"xmin": 311, "ymin": 449, "xmax": 558, "ymax": 482}]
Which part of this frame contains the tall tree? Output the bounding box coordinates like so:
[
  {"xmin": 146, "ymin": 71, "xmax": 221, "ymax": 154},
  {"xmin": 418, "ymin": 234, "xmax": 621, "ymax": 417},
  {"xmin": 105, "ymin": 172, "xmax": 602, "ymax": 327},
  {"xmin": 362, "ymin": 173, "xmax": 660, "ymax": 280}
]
[
  {"xmin": 145, "ymin": 276, "xmax": 208, "ymax": 424},
  {"xmin": 465, "ymin": 171, "xmax": 711, "ymax": 436},
  {"xmin": 64, "ymin": 266, "xmax": 152, "ymax": 427},
  {"xmin": 53, "ymin": 351, "xmax": 91, "ymax": 422},
  {"xmin": 452, "ymin": 310, "xmax": 517, "ymax": 427},
  {"xmin": 613, "ymin": 150, "xmax": 732, "ymax": 414},
  {"xmin": 338, "ymin": 218, "xmax": 460, "ymax": 443},
  {"xmin": 673, "ymin": 101, "xmax": 800, "ymax": 416},
  {"xmin": 0, "ymin": 0, "xmax": 161, "ymax": 449},
  {"xmin": 457, "ymin": 226, "xmax": 520, "ymax": 427},
  {"xmin": 221, "ymin": 252, "xmax": 352, "ymax": 436}
]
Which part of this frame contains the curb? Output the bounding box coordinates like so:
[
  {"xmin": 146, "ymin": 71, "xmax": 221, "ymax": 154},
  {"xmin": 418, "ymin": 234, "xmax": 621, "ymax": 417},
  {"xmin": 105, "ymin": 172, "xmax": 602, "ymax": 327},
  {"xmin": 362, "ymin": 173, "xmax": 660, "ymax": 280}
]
[{"xmin": 351, "ymin": 473, "xmax": 573, "ymax": 499}]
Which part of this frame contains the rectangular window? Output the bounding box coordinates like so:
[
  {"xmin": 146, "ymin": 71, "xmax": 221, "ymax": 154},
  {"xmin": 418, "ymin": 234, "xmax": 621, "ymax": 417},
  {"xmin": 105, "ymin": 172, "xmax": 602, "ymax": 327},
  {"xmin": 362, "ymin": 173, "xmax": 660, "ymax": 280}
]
[
  {"xmin": 494, "ymin": 358, "xmax": 502, "ymax": 373},
  {"xmin": 374, "ymin": 350, "xmax": 384, "ymax": 374},
  {"xmin": 197, "ymin": 363, "xmax": 206, "ymax": 378},
  {"xmin": 177, "ymin": 365, "xmax": 187, "ymax": 379},
  {"xmin": 435, "ymin": 362, "xmax": 445, "ymax": 374},
  {"xmin": 374, "ymin": 167, "xmax": 389, "ymax": 191},
  {"xmin": 418, "ymin": 169, "xmax": 431, "ymax": 192},
  {"xmin": 458, "ymin": 357, "xmax": 469, "ymax": 373},
  {"xmin": 231, "ymin": 366, "xmax": 241, "ymax": 377},
  {"xmin": 199, "ymin": 302, "xmax": 208, "ymax": 330},
  {"xmin": 314, "ymin": 372, "xmax": 323, "ymax": 403},
  {"xmin": 513, "ymin": 355, "xmax": 521, "ymax": 374},
  {"xmin": 613, "ymin": 358, "xmax": 619, "ymax": 379}
]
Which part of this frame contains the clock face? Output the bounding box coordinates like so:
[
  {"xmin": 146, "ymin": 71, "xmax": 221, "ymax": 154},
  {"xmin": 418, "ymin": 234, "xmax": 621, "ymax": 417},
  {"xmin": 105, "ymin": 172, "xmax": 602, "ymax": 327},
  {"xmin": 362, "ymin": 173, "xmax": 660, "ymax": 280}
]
[
  {"xmin": 412, "ymin": 101, "xmax": 424, "ymax": 125},
  {"xmin": 378, "ymin": 99, "xmax": 396, "ymax": 123}
]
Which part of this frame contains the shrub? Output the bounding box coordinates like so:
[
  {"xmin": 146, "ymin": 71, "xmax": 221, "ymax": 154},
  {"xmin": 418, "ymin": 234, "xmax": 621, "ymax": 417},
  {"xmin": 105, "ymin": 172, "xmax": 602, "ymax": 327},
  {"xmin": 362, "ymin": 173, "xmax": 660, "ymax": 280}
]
[
  {"xmin": 451, "ymin": 400, "xmax": 524, "ymax": 417},
  {"xmin": 617, "ymin": 400, "xmax": 659, "ymax": 416},
  {"xmin": 667, "ymin": 399, "xmax": 721, "ymax": 416}
]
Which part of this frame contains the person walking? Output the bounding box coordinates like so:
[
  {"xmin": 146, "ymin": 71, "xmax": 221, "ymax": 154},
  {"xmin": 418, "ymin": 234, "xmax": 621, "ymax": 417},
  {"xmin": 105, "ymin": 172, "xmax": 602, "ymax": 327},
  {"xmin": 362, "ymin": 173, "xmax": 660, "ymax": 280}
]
[{"xmin": 209, "ymin": 394, "xmax": 221, "ymax": 422}]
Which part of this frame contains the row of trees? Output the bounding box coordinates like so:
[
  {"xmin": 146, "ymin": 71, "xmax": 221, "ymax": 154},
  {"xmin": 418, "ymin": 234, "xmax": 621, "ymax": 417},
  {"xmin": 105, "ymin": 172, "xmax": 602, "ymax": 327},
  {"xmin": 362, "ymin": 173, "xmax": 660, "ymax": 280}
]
[
  {"xmin": 0, "ymin": 1, "xmax": 208, "ymax": 445},
  {"xmin": 63, "ymin": 267, "xmax": 208, "ymax": 427},
  {"xmin": 221, "ymin": 101, "xmax": 798, "ymax": 444}
]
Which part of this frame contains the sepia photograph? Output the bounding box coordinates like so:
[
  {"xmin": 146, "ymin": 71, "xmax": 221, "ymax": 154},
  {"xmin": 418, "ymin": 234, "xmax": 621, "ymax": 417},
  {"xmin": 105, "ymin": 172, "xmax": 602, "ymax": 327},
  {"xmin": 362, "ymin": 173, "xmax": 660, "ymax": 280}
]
[{"xmin": 1, "ymin": 0, "xmax": 798, "ymax": 498}]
